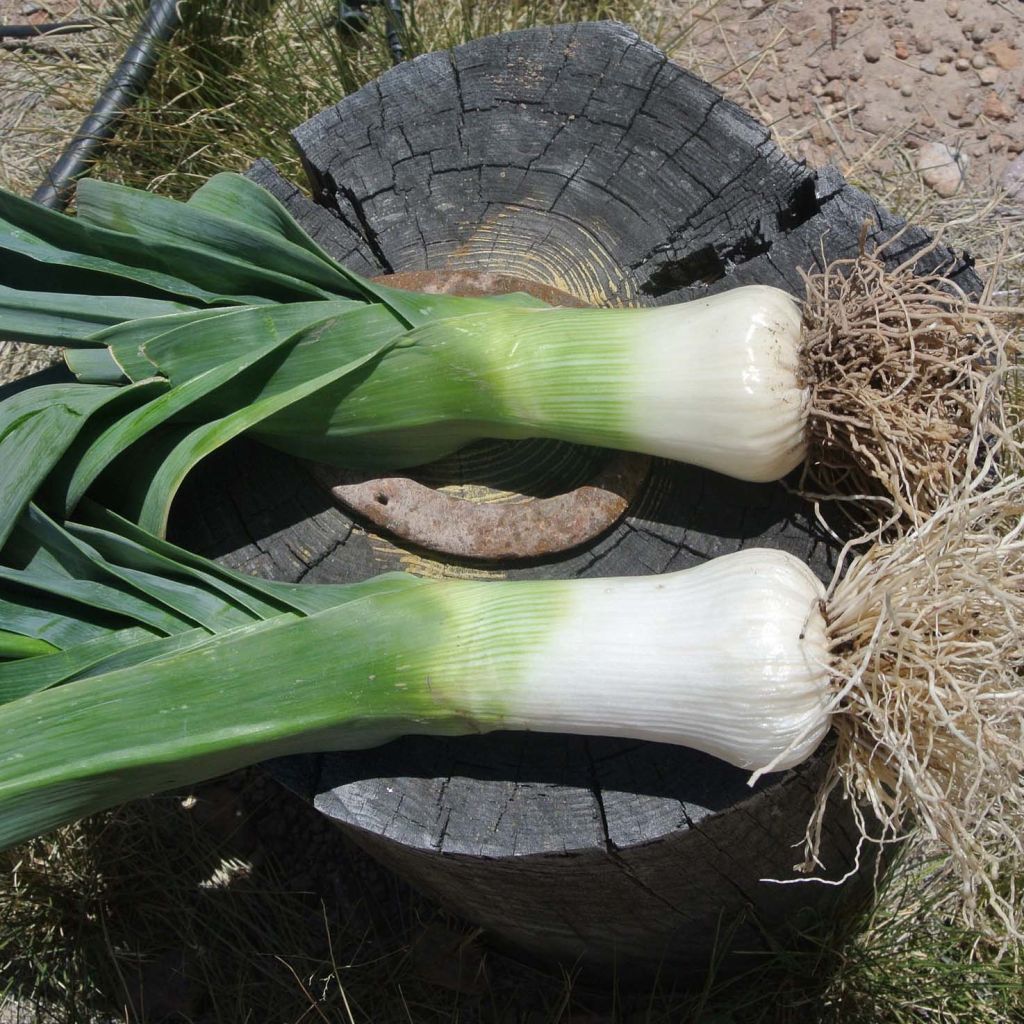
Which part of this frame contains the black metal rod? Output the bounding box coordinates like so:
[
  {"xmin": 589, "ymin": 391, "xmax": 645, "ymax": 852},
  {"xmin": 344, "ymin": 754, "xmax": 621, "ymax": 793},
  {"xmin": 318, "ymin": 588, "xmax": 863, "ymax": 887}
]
[
  {"xmin": 382, "ymin": 0, "xmax": 405, "ymax": 65},
  {"xmin": 0, "ymin": 19, "xmax": 97, "ymax": 40},
  {"xmin": 32, "ymin": 0, "xmax": 182, "ymax": 211}
]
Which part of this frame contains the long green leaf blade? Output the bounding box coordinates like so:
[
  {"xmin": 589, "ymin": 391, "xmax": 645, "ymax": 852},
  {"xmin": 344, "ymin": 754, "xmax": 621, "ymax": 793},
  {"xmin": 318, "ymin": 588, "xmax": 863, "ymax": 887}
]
[
  {"xmin": 0, "ymin": 381, "xmax": 163, "ymax": 550},
  {"xmin": 132, "ymin": 337, "xmax": 401, "ymax": 536},
  {"xmin": 0, "ymin": 631, "xmax": 58, "ymax": 660},
  {"xmin": 76, "ymin": 178, "xmax": 355, "ymax": 303},
  {"xmin": 0, "ymin": 284, "xmax": 192, "ymax": 347},
  {"xmin": 0, "ymin": 627, "xmax": 156, "ymax": 702}
]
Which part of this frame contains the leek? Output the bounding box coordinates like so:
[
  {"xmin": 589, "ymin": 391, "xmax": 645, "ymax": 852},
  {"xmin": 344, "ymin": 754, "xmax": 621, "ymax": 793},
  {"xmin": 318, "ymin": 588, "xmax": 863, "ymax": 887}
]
[
  {"xmin": 0, "ymin": 174, "xmax": 1008, "ymax": 544},
  {"xmin": 0, "ymin": 476, "xmax": 1020, "ymax": 946},
  {"xmin": 0, "ymin": 507, "xmax": 830, "ymax": 850}
]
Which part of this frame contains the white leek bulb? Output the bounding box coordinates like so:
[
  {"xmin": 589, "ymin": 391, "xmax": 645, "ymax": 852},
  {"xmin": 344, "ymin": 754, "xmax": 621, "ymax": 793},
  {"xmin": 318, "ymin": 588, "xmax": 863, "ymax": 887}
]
[{"xmin": 436, "ymin": 547, "xmax": 832, "ymax": 771}]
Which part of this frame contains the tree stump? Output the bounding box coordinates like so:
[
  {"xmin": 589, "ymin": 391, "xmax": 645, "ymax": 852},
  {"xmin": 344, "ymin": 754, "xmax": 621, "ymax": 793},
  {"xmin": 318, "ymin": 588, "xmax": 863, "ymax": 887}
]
[{"xmin": 169, "ymin": 21, "xmax": 978, "ymax": 980}]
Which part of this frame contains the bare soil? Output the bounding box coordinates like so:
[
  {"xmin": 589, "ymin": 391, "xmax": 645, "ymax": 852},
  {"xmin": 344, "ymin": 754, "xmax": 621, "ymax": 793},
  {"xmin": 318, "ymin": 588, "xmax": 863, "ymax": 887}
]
[{"xmin": 679, "ymin": 0, "xmax": 1024, "ymax": 196}]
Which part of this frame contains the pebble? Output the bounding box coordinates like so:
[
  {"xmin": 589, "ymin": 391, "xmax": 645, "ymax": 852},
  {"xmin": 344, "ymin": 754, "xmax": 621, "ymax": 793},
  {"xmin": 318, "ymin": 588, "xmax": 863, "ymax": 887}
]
[
  {"xmin": 971, "ymin": 52, "xmax": 988, "ymax": 70},
  {"xmin": 971, "ymin": 26, "xmax": 988, "ymax": 44},
  {"xmin": 894, "ymin": 42, "xmax": 910, "ymax": 60},
  {"xmin": 954, "ymin": 57, "xmax": 970, "ymax": 71},
  {"xmin": 983, "ymin": 92, "xmax": 1015, "ymax": 121},
  {"xmin": 978, "ymin": 66, "xmax": 1000, "ymax": 85},
  {"xmin": 986, "ymin": 41, "xmax": 1019, "ymax": 70},
  {"xmin": 1001, "ymin": 151, "xmax": 1024, "ymax": 194},
  {"xmin": 821, "ymin": 53, "xmax": 845, "ymax": 80},
  {"xmin": 945, "ymin": 0, "xmax": 958, "ymax": 15},
  {"xmin": 863, "ymin": 39, "xmax": 883, "ymax": 63},
  {"xmin": 859, "ymin": 108, "xmax": 890, "ymax": 135},
  {"xmin": 921, "ymin": 58, "xmax": 937, "ymax": 74},
  {"xmin": 935, "ymin": 63, "xmax": 949, "ymax": 76},
  {"xmin": 900, "ymin": 82, "xmax": 914, "ymax": 97},
  {"xmin": 915, "ymin": 35, "xmax": 934, "ymax": 55},
  {"xmin": 921, "ymin": 113, "xmax": 937, "ymax": 129},
  {"xmin": 916, "ymin": 141, "xmax": 965, "ymax": 196}
]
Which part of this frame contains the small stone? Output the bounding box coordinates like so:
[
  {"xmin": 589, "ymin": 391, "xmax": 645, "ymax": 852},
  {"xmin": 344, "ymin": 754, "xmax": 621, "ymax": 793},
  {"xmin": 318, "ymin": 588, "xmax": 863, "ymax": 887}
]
[
  {"xmin": 821, "ymin": 53, "xmax": 845, "ymax": 80},
  {"xmin": 945, "ymin": 0, "xmax": 958, "ymax": 15},
  {"xmin": 921, "ymin": 113, "xmax": 936, "ymax": 129},
  {"xmin": 955, "ymin": 57, "xmax": 970, "ymax": 70},
  {"xmin": 811, "ymin": 82, "xmax": 824, "ymax": 97},
  {"xmin": 982, "ymin": 92, "xmax": 1014, "ymax": 121},
  {"xmin": 863, "ymin": 39, "xmax": 883, "ymax": 63},
  {"xmin": 990, "ymin": 22, "xmax": 1002, "ymax": 34},
  {"xmin": 989, "ymin": 133, "xmax": 1009, "ymax": 154},
  {"xmin": 948, "ymin": 98, "xmax": 965, "ymax": 120},
  {"xmin": 825, "ymin": 80, "xmax": 845, "ymax": 100},
  {"xmin": 787, "ymin": 32, "xmax": 802, "ymax": 47},
  {"xmin": 805, "ymin": 56, "xmax": 821, "ymax": 69},
  {"xmin": 859, "ymin": 107, "xmax": 890, "ymax": 135},
  {"xmin": 921, "ymin": 58, "xmax": 937, "ymax": 74},
  {"xmin": 900, "ymin": 82, "xmax": 914, "ymax": 97},
  {"xmin": 894, "ymin": 41, "xmax": 910, "ymax": 60},
  {"xmin": 848, "ymin": 63, "xmax": 863, "ymax": 82},
  {"xmin": 939, "ymin": 52, "xmax": 955, "ymax": 62},
  {"xmin": 916, "ymin": 141, "xmax": 965, "ymax": 196},
  {"xmin": 971, "ymin": 25, "xmax": 988, "ymax": 44},
  {"xmin": 986, "ymin": 41, "xmax": 1019, "ymax": 70},
  {"xmin": 766, "ymin": 83, "xmax": 785, "ymax": 102},
  {"xmin": 971, "ymin": 52, "xmax": 988, "ymax": 69},
  {"xmin": 915, "ymin": 35, "xmax": 934, "ymax": 54},
  {"xmin": 978, "ymin": 66, "xmax": 1000, "ymax": 85},
  {"xmin": 1001, "ymin": 151, "xmax": 1024, "ymax": 194},
  {"xmin": 935, "ymin": 62, "xmax": 949, "ymax": 76}
]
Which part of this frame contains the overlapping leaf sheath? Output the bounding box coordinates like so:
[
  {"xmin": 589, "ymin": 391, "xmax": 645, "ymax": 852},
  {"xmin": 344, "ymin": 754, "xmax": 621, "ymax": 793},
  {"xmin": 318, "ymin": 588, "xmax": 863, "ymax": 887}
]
[{"xmin": 0, "ymin": 173, "xmax": 547, "ymax": 545}]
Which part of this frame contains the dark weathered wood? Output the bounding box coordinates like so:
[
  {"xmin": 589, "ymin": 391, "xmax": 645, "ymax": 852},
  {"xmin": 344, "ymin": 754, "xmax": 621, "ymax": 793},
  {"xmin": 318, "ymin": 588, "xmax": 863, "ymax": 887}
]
[{"xmin": 171, "ymin": 21, "xmax": 979, "ymax": 979}]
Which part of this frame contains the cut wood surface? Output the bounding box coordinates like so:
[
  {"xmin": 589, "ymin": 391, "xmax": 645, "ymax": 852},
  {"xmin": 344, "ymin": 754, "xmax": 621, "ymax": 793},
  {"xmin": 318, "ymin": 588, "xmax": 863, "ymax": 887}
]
[{"xmin": 166, "ymin": 21, "xmax": 978, "ymax": 976}]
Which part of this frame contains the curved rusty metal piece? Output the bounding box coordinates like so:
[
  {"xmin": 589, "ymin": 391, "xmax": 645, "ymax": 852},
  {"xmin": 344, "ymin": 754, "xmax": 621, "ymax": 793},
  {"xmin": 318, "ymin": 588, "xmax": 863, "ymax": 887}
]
[
  {"xmin": 310, "ymin": 451, "xmax": 651, "ymax": 561},
  {"xmin": 308, "ymin": 268, "xmax": 649, "ymax": 561},
  {"xmin": 381, "ymin": 269, "xmax": 587, "ymax": 308}
]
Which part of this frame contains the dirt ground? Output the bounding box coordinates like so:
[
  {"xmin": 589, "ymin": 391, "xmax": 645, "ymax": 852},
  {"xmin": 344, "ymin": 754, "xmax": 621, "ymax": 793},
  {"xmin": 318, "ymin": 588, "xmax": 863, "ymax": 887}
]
[{"xmin": 683, "ymin": 0, "xmax": 1024, "ymax": 196}]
